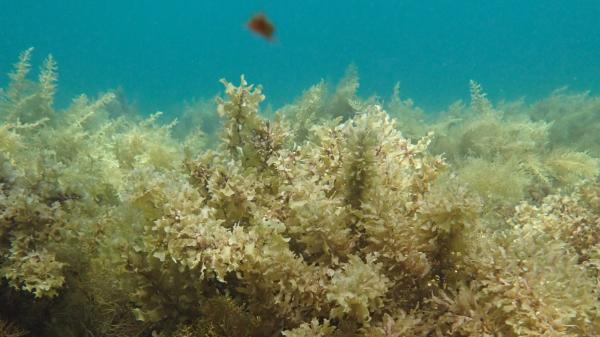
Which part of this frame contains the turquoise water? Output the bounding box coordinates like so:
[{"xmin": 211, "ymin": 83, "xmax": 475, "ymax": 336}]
[{"xmin": 1, "ymin": 0, "xmax": 599, "ymax": 113}]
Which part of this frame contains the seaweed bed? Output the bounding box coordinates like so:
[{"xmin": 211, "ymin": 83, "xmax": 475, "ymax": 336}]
[{"xmin": 1, "ymin": 49, "xmax": 600, "ymax": 336}]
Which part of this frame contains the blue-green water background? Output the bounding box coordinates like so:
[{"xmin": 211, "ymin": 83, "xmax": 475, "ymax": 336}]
[{"xmin": 1, "ymin": 0, "xmax": 599, "ymax": 114}]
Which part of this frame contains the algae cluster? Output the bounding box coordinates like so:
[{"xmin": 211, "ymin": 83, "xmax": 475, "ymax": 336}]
[{"xmin": 1, "ymin": 49, "xmax": 600, "ymax": 336}]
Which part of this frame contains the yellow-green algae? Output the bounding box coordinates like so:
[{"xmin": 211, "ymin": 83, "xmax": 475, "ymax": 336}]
[{"xmin": 1, "ymin": 49, "xmax": 600, "ymax": 336}]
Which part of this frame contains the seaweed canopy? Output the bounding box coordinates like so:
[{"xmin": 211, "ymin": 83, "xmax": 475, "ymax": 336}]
[
  {"xmin": 1, "ymin": 50, "xmax": 600, "ymax": 336},
  {"xmin": 428, "ymin": 81, "xmax": 599, "ymax": 222}
]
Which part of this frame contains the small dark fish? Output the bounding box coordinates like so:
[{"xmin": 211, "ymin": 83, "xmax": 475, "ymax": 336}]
[{"xmin": 247, "ymin": 13, "xmax": 275, "ymax": 41}]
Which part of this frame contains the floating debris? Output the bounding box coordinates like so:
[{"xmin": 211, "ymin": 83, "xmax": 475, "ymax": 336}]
[{"xmin": 247, "ymin": 12, "xmax": 275, "ymax": 41}]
